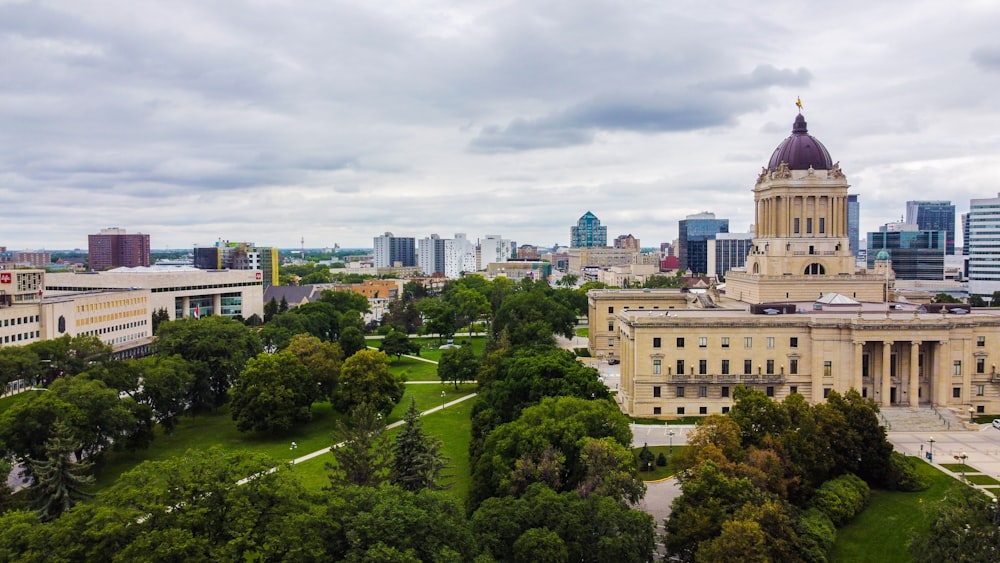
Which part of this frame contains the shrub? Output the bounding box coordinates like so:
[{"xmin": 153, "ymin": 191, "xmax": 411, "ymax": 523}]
[
  {"xmin": 885, "ymin": 452, "xmax": 930, "ymax": 491},
  {"xmin": 810, "ymin": 473, "xmax": 870, "ymax": 527},
  {"xmin": 656, "ymin": 453, "xmax": 668, "ymax": 467},
  {"xmin": 797, "ymin": 507, "xmax": 836, "ymax": 563}
]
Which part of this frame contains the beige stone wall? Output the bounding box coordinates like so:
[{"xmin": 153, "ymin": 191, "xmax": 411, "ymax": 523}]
[
  {"xmin": 724, "ymin": 272, "xmax": 886, "ymax": 304},
  {"xmin": 587, "ymin": 289, "xmax": 692, "ymax": 361}
]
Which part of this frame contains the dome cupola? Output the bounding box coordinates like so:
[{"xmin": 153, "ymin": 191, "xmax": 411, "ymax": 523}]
[{"xmin": 767, "ymin": 114, "xmax": 833, "ymax": 172}]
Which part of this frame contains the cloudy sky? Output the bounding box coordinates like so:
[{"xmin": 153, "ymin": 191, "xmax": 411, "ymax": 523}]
[{"xmin": 3, "ymin": 0, "xmax": 1000, "ymax": 251}]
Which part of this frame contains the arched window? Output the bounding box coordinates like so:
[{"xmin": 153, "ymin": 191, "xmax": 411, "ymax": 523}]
[
  {"xmin": 804, "ymin": 263, "xmax": 825, "ymax": 275},
  {"xmin": 753, "ymin": 263, "xmax": 760, "ymax": 274}
]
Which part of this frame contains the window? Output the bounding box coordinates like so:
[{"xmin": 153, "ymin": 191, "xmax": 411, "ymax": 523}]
[
  {"xmin": 677, "ymin": 407, "xmax": 686, "ymax": 415},
  {"xmin": 676, "ymin": 337, "xmax": 685, "ymax": 348},
  {"xmin": 608, "ymin": 338, "xmax": 614, "ymax": 347},
  {"xmin": 721, "ymin": 386, "xmax": 730, "ymax": 398},
  {"xmin": 677, "ymin": 360, "xmax": 685, "ymax": 375},
  {"xmin": 790, "ymin": 337, "xmax": 798, "ymax": 348},
  {"xmin": 699, "ymin": 336, "xmax": 707, "ymax": 348},
  {"xmin": 721, "ymin": 406, "xmax": 730, "ymax": 414},
  {"xmin": 824, "ymin": 361, "xmax": 832, "ymax": 377},
  {"xmin": 806, "ymin": 217, "xmax": 813, "ymax": 233},
  {"xmin": 608, "ymin": 322, "xmax": 614, "ymax": 332},
  {"xmin": 653, "ymin": 386, "xmax": 661, "ymax": 398},
  {"xmin": 653, "ymin": 337, "xmax": 661, "ymax": 348},
  {"xmin": 790, "ymin": 359, "xmax": 798, "ymax": 375},
  {"xmin": 862, "ymin": 355, "xmax": 870, "ymax": 378},
  {"xmin": 653, "ymin": 407, "xmax": 662, "ymax": 415},
  {"xmin": 977, "ymin": 358, "xmax": 985, "ymax": 374},
  {"xmin": 953, "ymin": 387, "xmax": 961, "ymax": 399},
  {"xmin": 744, "ymin": 337, "xmax": 752, "ymax": 349},
  {"xmin": 699, "ymin": 406, "xmax": 708, "ymax": 414},
  {"xmin": 721, "ymin": 359, "xmax": 730, "ymax": 375},
  {"xmin": 978, "ymin": 336, "xmax": 986, "ymax": 347},
  {"xmin": 823, "ymin": 388, "xmax": 831, "ymax": 398},
  {"xmin": 766, "ymin": 386, "xmax": 775, "ymax": 397},
  {"xmin": 766, "ymin": 360, "xmax": 775, "ymax": 375},
  {"xmin": 676, "ymin": 386, "xmax": 685, "ymax": 398},
  {"xmin": 767, "ymin": 337, "xmax": 775, "ymax": 349},
  {"xmin": 608, "ymin": 306, "xmax": 614, "ymax": 313},
  {"xmin": 794, "ymin": 218, "xmax": 800, "ymax": 234},
  {"xmin": 977, "ymin": 385, "xmax": 985, "ymax": 397},
  {"xmin": 699, "ymin": 386, "xmax": 707, "ymax": 398},
  {"xmin": 721, "ymin": 337, "xmax": 730, "ymax": 348},
  {"xmin": 699, "ymin": 360, "xmax": 707, "ymax": 375},
  {"xmin": 790, "ymin": 386, "xmax": 798, "ymax": 395},
  {"xmin": 744, "ymin": 360, "xmax": 752, "ymax": 375},
  {"xmin": 890, "ymin": 355, "xmax": 897, "ymax": 378},
  {"xmin": 653, "ymin": 359, "xmax": 661, "ymax": 375},
  {"xmin": 954, "ymin": 361, "xmax": 962, "ymax": 376},
  {"xmin": 819, "ymin": 217, "xmax": 826, "ymax": 234}
]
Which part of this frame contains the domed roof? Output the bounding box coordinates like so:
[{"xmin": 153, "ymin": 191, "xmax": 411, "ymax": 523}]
[
  {"xmin": 767, "ymin": 114, "xmax": 834, "ymax": 172},
  {"xmin": 876, "ymin": 249, "xmax": 891, "ymax": 261}
]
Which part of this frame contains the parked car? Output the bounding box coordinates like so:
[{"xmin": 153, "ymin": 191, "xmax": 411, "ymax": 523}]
[
  {"xmin": 992, "ymin": 419, "xmax": 1000, "ymax": 430},
  {"xmin": 607, "ymin": 358, "xmax": 620, "ymax": 365}
]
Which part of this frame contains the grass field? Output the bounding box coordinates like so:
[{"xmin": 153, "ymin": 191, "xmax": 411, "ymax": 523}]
[
  {"xmin": 830, "ymin": 458, "xmax": 958, "ymax": 562},
  {"xmin": 632, "ymin": 445, "xmax": 687, "ymax": 481}
]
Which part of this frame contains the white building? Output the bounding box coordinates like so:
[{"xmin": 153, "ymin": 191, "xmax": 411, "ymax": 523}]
[
  {"xmin": 968, "ymin": 193, "xmax": 1000, "ymax": 297},
  {"xmin": 479, "ymin": 235, "xmax": 513, "ymax": 270}
]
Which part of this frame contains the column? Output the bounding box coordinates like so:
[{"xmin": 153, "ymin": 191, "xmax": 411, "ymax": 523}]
[
  {"xmin": 213, "ymin": 294, "xmax": 222, "ymax": 316},
  {"xmin": 935, "ymin": 341, "xmax": 951, "ymax": 406},
  {"xmin": 181, "ymin": 296, "xmax": 190, "ymax": 318},
  {"xmin": 853, "ymin": 341, "xmax": 864, "ymax": 393},
  {"xmin": 909, "ymin": 341, "xmax": 921, "ymax": 409},
  {"xmin": 881, "ymin": 341, "xmax": 893, "ymax": 406}
]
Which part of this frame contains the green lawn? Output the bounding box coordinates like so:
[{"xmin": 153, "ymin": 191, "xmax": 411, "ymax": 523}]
[
  {"xmin": 965, "ymin": 474, "xmax": 1000, "ymax": 486},
  {"xmin": 830, "ymin": 458, "xmax": 958, "ymax": 562},
  {"xmin": 632, "ymin": 445, "xmax": 687, "ymax": 481},
  {"xmin": 575, "ymin": 327, "xmax": 589, "ymax": 338}
]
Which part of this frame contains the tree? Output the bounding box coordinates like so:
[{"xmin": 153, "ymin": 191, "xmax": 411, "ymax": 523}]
[
  {"xmin": 450, "ymin": 287, "xmax": 490, "ymax": 336},
  {"xmin": 379, "ymin": 329, "xmax": 420, "ymax": 359},
  {"xmin": 263, "ymin": 297, "xmax": 279, "ymax": 322},
  {"xmin": 154, "ymin": 316, "xmax": 263, "ymax": 412},
  {"xmin": 339, "ymin": 326, "xmax": 367, "ymax": 357},
  {"xmin": 285, "ymin": 334, "xmax": 343, "ymax": 402},
  {"xmin": 390, "ymin": 397, "xmax": 449, "ymax": 491},
  {"xmin": 557, "ymin": 274, "xmax": 578, "ymax": 288},
  {"xmin": 132, "ymin": 355, "xmax": 193, "ymax": 435},
  {"xmin": 328, "ymin": 402, "xmax": 391, "ymax": 488},
  {"xmin": 230, "ymin": 351, "xmax": 320, "ymax": 433},
  {"xmin": 334, "ymin": 349, "xmax": 404, "ymax": 414},
  {"xmin": 27, "ymin": 420, "xmax": 93, "ymax": 521},
  {"xmin": 0, "ymin": 346, "xmax": 40, "ymax": 387},
  {"xmin": 909, "ymin": 486, "xmax": 1000, "ymax": 562},
  {"xmin": 438, "ymin": 345, "xmax": 479, "ymax": 389},
  {"xmin": 420, "ymin": 297, "xmax": 457, "ymax": 341},
  {"xmin": 150, "ymin": 308, "xmax": 170, "ymax": 334},
  {"xmin": 969, "ymin": 294, "xmax": 986, "ymax": 307},
  {"xmin": 48, "ymin": 376, "xmax": 141, "ymax": 462},
  {"xmin": 491, "ymin": 289, "xmax": 576, "ymax": 347},
  {"xmin": 637, "ymin": 443, "xmax": 655, "ymax": 472}
]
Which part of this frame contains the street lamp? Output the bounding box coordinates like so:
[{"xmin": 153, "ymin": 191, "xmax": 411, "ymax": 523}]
[
  {"xmin": 969, "ymin": 407, "xmax": 976, "ymax": 423},
  {"xmin": 668, "ymin": 429, "xmax": 675, "ymax": 456},
  {"xmin": 958, "ymin": 452, "xmax": 968, "ymax": 481},
  {"xmin": 440, "ymin": 390, "xmax": 446, "ymax": 410},
  {"xmin": 928, "ymin": 437, "xmax": 935, "ymax": 462},
  {"xmin": 289, "ymin": 442, "xmax": 298, "ymax": 468}
]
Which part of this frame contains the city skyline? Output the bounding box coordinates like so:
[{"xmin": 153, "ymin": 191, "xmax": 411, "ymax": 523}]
[{"xmin": 2, "ymin": 2, "xmax": 999, "ymax": 250}]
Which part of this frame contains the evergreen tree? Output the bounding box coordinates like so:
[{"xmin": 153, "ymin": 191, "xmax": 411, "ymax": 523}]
[
  {"xmin": 327, "ymin": 402, "xmax": 391, "ymax": 488},
  {"xmin": 390, "ymin": 397, "xmax": 449, "ymax": 491},
  {"xmin": 28, "ymin": 420, "xmax": 93, "ymax": 521}
]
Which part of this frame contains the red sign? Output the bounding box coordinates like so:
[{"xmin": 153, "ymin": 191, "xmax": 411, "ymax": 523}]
[
  {"xmin": 255, "ymin": 271, "xmax": 262, "ymax": 280},
  {"xmin": 0, "ymin": 272, "xmax": 11, "ymax": 284}
]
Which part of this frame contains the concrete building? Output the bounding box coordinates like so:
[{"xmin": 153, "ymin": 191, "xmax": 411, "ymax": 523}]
[
  {"xmin": 88, "ymin": 228, "xmax": 150, "ymax": 271},
  {"xmin": 594, "ymin": 111, "xmax": 1000, "ymax": 417},
  {"xmin": 194, "ymin": 240, "xmax": 279, "ymax": 288},
  {"xmin": 967, "ymin": 194, "xmax": 1000, "ymax": 297},
  {"xmin": 567, "ymin": 247, "xmax": 639, "ymax": 274},
  {"xmin": 614, "ymin": 234, "xmax": 640, "ymax": 251},
  {"xmin": 479, "ymin": 235, "xmax": 513, "ymax": 269},
  {"xmin": 485, "ymin": 261, "xmax": 552, "ymax": 282},
  {"xmin": 373, "ymin": 233, "xmax": 416, "ymax": 268},
  {"xmin": 906, "ymin": 200, "xmax": 956, "ymax": 255},
  {"xmin": 570, "ymin": 211, "xmax": 607, "ymax": 248},
  {"xmin": 707, "ymin": 232, "xmax": 753, "ymax": 281},
  {"xmin": 678, "ymin": 212, "xmax": 728, "ymax": 276}
]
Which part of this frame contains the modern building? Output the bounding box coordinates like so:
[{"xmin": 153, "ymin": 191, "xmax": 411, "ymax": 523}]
[
  {"xmin": 906, "ymin": 200, "xmax": 956, "ymax": 255},
  {"xmin": 677, "ymin": 212, "xmax": 728, "ymax": 276},
  {"xmin": 968, "ymin": 194, "xmax": 1000, "ymax": 297},
  {"xmin": 479, "ymin": 235, "xmax": 514, "ymax": 270},
  {"xmin": 594, "ymin": 111, "xmax": 1000, "ymax": 418},
  {"xmin": 373, "ymin": 233, "xmax": 416, "ymax": 268},
  {"xmin": 417, "ymin": 234, "xmax": 446, "ymax": 276},
  {"xmin": 194, "ymin": 241, "xmax": 279, "ymax": 288},
  {"xmin": 88, "ymin": 228, "xmax": 151, "ymax": 271},
  {"xmin": 707, "ymin": 232, "xmax": 753, "ymax": 281},
  {"xmin": 570, "ymin": 212, "xmax": 607, "ymax": 248},
  {"xmin": 866, "ymin": 224, "xmax": 945, "ymax": 281},
  {"xmin": 847, "ymin": 194, "xmax": 860, "ymax": 257}
]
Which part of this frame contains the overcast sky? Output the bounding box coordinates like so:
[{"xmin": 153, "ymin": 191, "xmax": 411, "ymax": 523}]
[{"xmin": 3, "ymin": 0, "xmax": 1000, "ymax": 251}]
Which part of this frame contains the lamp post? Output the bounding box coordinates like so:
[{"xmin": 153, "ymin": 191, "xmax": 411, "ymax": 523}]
[
  {"xmin": 928, "ymin": 436, "xmax": 935, "ymax": 462},
  {"xmin": 440, "ymin": 390, "xmax": 446, "ymax": 410},
  {"xmin": 969, "ymin": 407, "xmax": 976, "ymax": 424},
  {"xmin": 668, "ymin": 429, "xmax": 675, "ymax": 456},
  {"xmin": 289, "ymin": 441, "xmax": 298, "ymax": 468},
  {"xmin": 958, "ymin": 452, "xmax": 968, "ymax": 481}
]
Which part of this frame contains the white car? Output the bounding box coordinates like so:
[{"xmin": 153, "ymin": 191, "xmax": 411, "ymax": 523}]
[{"xmin": 992, "ymin": 419, "xmax": 1000, "ymax": 430}]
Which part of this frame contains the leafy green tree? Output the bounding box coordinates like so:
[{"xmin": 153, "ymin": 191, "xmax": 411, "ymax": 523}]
[
  {"xmin": 263, "ymin": 297, "xmax": 279, "ymax": 322},
  {"xmin": 318, "ymin": 289, "xmax": 371, "ymax": 316},
  {"xmin": 694, "ymin": 518, "xmax": 769, "ymax": 563},
  {"xmin": 438, "ymin": 344, "xmax": 479, "ymax": 389},
  {"xmin": 969, "ymin": 294, "xmax": 986, "ymax": 307},
  {"xmin": 285, "ymin": 334, "xmax": 343, "ymax": 402},
  {"xmin": 557, "ymin": 274, "xmax": 578, "ymax": 288},
  {"xmin": 381, "ymin": 299, "xmax": 423, "ymax": 334},
  {"xmin": 491, "ymin": 289, "xmax": 576, "ymax": 347},
  {"xmin": 28, "ymin": 420, "xmax": 93, "ymax": 521},
  {"xmin": 379, "ymin": 329, "xmax": 420, "ymax": 359},
  {"xmin": 230, "ymin": 351, "xmax": 319, "ymax": 433},
  {"xmin": 133, "ymin": 355, "xmax": 193, "ymax": 435},
  {"xmin": 334, "ymin": 349, "xmax": 404, "ymax": 415},
  {"xmin": 328, "ymin": 402, "xmax": 391, "ymax": 487},
  {"xmin": 339, "ymin": 326, "xmax": 367, "ymax": 357},
  {"xmin": 0, "ymin": 345, "xmax": 40, "ymax": 387},
  {"xmin": 824, "ymin": 389, "xmax": 893, "ymax": 486},
  {"xmin": 31, "ymin": 334, "xmax": 113, "ymax": 379},
  {"xmin": 420, "ymin": 297, "xmax": 457, "ymax": 341},
  {"xmin": 154, "ymin": 316, "xmax": 263, "ymax": 412},
  {"xmin": 0, "ymin": 389, "xmax": 70, "ymax": 473},
  {"xmin": 729, "ymin": 385, "xmax": 791, "ymax": 449},
  {"xmin": 150, "ymin": 308, "xmax": 170, "ymax": 334},
  {"xmin": 260, "ymin": 313, "xmax": 306, "ymax": 351},
  {"xmin": 450, "ymin": 287, "xmax": 490, "ymax": 336},
  {"xmin": 909, "ymin": 485, "xmax": 1000, "ymax": 562},
  {"xmin": 932, "ymin": 292, "xmax": 961, "ymax": 303},
  {"xmin": 390, "ymin": 397, "xmax": 449, "ymax": 491}
]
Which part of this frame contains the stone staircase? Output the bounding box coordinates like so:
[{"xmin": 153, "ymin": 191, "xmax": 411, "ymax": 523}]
[{"xmin": 879, "ymin": 406, "xmax": 966, "ymax": 432}]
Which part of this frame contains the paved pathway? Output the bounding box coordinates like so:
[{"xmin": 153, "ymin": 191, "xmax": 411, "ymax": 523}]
[{"xmin": 888, "ymin": 426, "xmax": 1000, "ymax": 495}]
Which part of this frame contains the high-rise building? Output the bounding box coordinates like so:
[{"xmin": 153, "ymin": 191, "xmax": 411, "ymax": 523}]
[
  {"xmin": 866, "ymin": 223, "xmax": 945, "ymax": 280},
  {"xmin": 707, "ymin": 232, "xmax": 753, "ymax": 280},
  {"xmin": 88, "ymin": 228, "xmax": 150, "ymax": 271},
  {"xmin": 678, "ymin": 212, "xmax": 728, "ymax": 276},
  {"xmin": 373, "ymin": 232, "xmax": 416, "ymax": 268},
  {"xmin": 906, "ymin": 200, "xmax": 955, "ymax": 255},
  {"xmin": 968, "ymin": 194, "xmax": 1000, "ymax": 297},
  {"xmin": 570, "ymin": 212, "xmax": 607, "ymax": 248},
  {"xmin": 847, "ymin": 195, "xmax": 860, "ymax": 256},
  {"xmin": 479, "ymin": 235, "xmax": 513, "ymax": 269}
]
